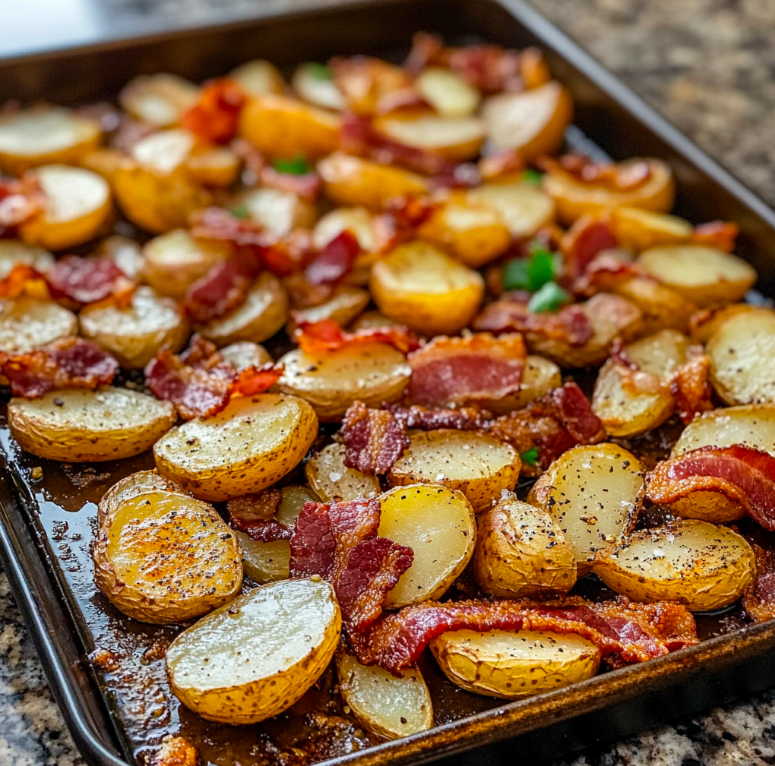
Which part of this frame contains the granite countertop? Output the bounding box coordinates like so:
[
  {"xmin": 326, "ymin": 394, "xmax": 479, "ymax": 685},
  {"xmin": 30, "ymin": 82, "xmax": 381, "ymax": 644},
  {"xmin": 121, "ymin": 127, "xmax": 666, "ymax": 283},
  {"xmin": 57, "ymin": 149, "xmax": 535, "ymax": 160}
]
[{"xmin": 2, "ymin": 1, "xmax": 775, "ymax": 765}]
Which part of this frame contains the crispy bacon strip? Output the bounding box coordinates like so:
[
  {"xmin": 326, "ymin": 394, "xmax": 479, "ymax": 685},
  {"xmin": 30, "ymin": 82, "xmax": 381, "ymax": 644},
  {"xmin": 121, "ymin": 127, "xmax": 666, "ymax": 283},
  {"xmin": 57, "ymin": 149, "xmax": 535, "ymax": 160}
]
[
  {"xmin": 743, "ymin": 539, "xmax": 775, "ymax": 623},
  {"xmin": 670, "ymin": 345, "xmax": 713, "ymax": 424},
  {"xmin": 561, "ymin": 215, "xmax": 619, "ymax": 281},
  {"xmin": 0, "ymin": 263, "xmax": 49, "ymax": 300},
  {"xmin": 387, "ymin": 403, "xmax": 490, "ymax": 431},
  {"xmin": 647, "ymin": 445, "xmax": 775, "ymax": 530},
  {"xmin": 45, "ymin": 256, "xmax": 132, "ymax": 306},
  {"xmin": 184, "ymin": 258, "xmax": 259, "ymax": 324},
  {"xmin": 341, "ymin": 401, "xmax": 410, "ymax": 475},
  {"xmin": 690, "ymin": 220, "xmax": 739, "ymax": 253},
  {"xmin": 348, "ymin": 596, "xmax": 697, "ymax": 675},
  {"xmin": 538, "ymin": 154, "xmax": 652, "ymax": 191},
  {"xmin": 305, "ymin": 230, "xmax": 361, "ymax": 287},
  {"xmin": 181, "ymin": 78, "xmax": 247, "ymax": 144},
  {"xmin": 0, "ymin": 338, "xmax": 118, "ymax": 398},
  {"xmin": 293, "ymin": 317, "xmax": 420, "ymax": 355},
  {"xmin": 289, "ymin": 501, "xmax": 337, "ymax": 579}
]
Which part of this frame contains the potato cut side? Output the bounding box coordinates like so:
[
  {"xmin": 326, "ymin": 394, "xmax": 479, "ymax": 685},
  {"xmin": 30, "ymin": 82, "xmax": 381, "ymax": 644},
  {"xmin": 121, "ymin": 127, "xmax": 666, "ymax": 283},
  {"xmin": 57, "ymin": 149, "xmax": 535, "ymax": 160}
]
[
  {"xmin": 312, "ymin": 207, "xmax": 379, "ymax": 253},
  {"xmin": 119, "ymin": 73, "xmax": 200, "ymax": 126},
  {"xmin": 593, "ymin": 520, "xmax": 756, "ymax": 612},
  {"xmin": 592, "ymin": 329, "xmax": 688, "ymax": 438},
  {"xmin": 706, "ymin": 309, "xmax": 775, "ymax": 405},
  {"xmin": 481, "ymin": 355, "xmax": 562, "ymax": 415},
  {"xmin": 373, "ymin": 115, "xmax": 485, "ymax": 162},
  {"xmin": 0, "ymin": 297, "xmax": 77, "ymax": 353},
  {"xmin": 0, "ymin": 241, "xmax": 54, "ymax": 278},
  {"xmin": 229, "ymin": 59, "xmax": 286, "ymax": 97},
  {"xmin": 9, "ymin": 387, "xmax": 176, "ymax": 463},
  {"xmin": 306, "ymin": 443, "xmax": 381, "ymax": 502},
  {"xmin": 186, "ymin": 145, "xmax": 241, "ymax": 188},
  {"xmin": 466, "ymin": 182, "xmax": 556, "ymax": 239},
  {"xmin": 415, "ymin": 67, "xmax": 481, "ymax": 118},
  {"xmin": 292, "ymin": 64, "xmax": 346, "ymax": 110},
  {"xmin": 370, "ymin": 241, "xmax": 484, "ymax": 336},
  {"xmin": 431, "ymin": 629, "xmax": 600, "ymax": 699},
  {"xmin": 97, "ymin": 235, "xmax": 145, "ymax": 281},
  {"xmin": 276, "ymin": 485, "xmax": 319, "ymax": 527},
  {"xmin": 154, "ymin": 394, "xmax": 318, "ymax": 501},
  {"xmin": 233, "ymin": 187, "xmax": 318, "ymax": 237},
  {"xmin": 236, "ymin": 532, "xmax": 290, "ymax": 584},
  {"xmin": 388, "ymin": 429, "xmax": 521, "ymax": 513},
  {"xmin": 19, "ymin": 165, "xmax": 112, "ymax": 251},
  {"xmin": 278, "ymin": 343, "xmax": 410, "ymax": 421},
  {"xmin": 637, "ymin": 246, "xmax": 756, "ymax": 308},
  {"xmin": 287, "ymin": 287, "xmax": 370, "ymax": 332},
  {"xmin": 609, "ymin": 206, "xmax": 694, "ymax": 253},
  {"xmin": 337, "ymin": 653, "xmax": 433, "ymax": 740},
  {"xmin": 378, "ymin": 484, "xmax": 476, "ymax": 608},
  {"xmin": 79, "ymin": 286, "xmax": 189, "ymax": 368},
  {"xmin": 528, "ymin": 443, "xmax": 644, "ymax": 575},
  {"xmin": 93, "ymin": 490, "xmax": 242, "ymax": 623},
  {"xmin": 98, "ymin": 469, "xmax": 186, "ymax": 527},
  {"xmin": 196, "ymin": 271, "xmax": 289, "ymax": 347},
  {"xmin": 473, "ymin": 498, "xmax": 576, "ymax": 598},
  {"xmin": 166, "ymin": 578, "xmax": 341, "ymax": 724},
  {"xmin": 219, "ymin": 341, "xmax": 272, "ymax": 371},
  {"xmin": 0, "ymin": 107, "xmax": 102, "ymax": 174}
]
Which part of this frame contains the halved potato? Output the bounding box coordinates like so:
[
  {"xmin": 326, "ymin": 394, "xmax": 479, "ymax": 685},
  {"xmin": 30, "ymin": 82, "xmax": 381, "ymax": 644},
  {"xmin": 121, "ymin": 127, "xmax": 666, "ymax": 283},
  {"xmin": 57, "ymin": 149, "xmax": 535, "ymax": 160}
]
[
  {"xmin": 287, "ymin": 287, "xmax": 370, "ymax": 332},
  {"xmin": 0, "ymin": 241, "xmax": 54, "ymax": 278},
  {"xmin": 98, "ymin": 469, "xmax": 186, "ymax": 527},
  {"xmin": 154, "ymin": 393, "xmax": 318, "ymax": 502},
  {"xmin": 143, "ymin": 229, "xmax": 232, "ymax": 299},
  {"xmin": 166, "ymin": 578, "xmax": 341, "ymax": 724},
  {"xmin": 119, "ymin": 73, "xmax": 199, "ymax": 126},
  {"xmin": 80, "ymin": 147, "xmax": 127, "ymax": 184},
  {"xmin": 593, "ymin": 520, "xmax": 756, "ymax": 611},
  {"xmin": 277, "ymin": 342, "xmax": 410, "ymax": 421},
  {"xmin": 219, "ymin": 341, "xmax": 272, "ymax": 371},
  {"xmin": 473, "ymin": 498, "xmax": 576, "ymax": 598},
  {"xmin": 277, "ymin": 484, "xmax": 319, "ymax": 526},
  {"xmin": 479, "ymin": 355, "xmax": 562, "ymax": 415},
  {"xmin": 592, "ymin": 329, "xmax": 689, "ymax": 438},
  {"xmin": 305, "ymin": 443, "xmax": 381, "ymax": 502},
  {"xmin": 689, "ymin": 304, "xmax": 757, "ymax": 345},
  {"xmin": 18, "ymin": 165, "xmax": 112, "ymax": 251},
  {"xmin": 637, "ymin": 246, "xmax": 756, "ymax": 308},
  {"xmin": 466, "ymin": 182, "xmax": 555, "ymax": 239},
  {"xmin": 706, "ymin": 308, "xmax": 775, "ymax": 405},
  {"xmin": 232, "ymin": 187, "xmax": 318, "ymax": 237},
  {"xmin": 292, "ymin": 64, "xmax": 346, "ymax": 111},
  {"xmin": 337, "ymin": 652, "xmax": 433, "ymax": 740},
  {"xmin": 312, "ymin": 207, "xmax": 380, "ymax": 253},
  {"xmin": 196, "ymin": 271, "xmax": 289, "ymax": 347},
  {"xmin": 388, "ymin": 430, "xmax": 521, "ymax": 513},
  {"xmin": 370, "ymin": 241, "xmax": 484, "ymax": 336},
  {"xmin": 609, "ymin": 207, "xmax": 694, "ymax": 253},
  {"xmin": 415, "ymin": 67, "xmax": 481, "ymax": 118},
  {"xmin": 96, "ymin": 235, "xmax": 145, "ymax": 281},
  {"xmin": 229, "ymin": 59, "xmax": 285, "ymax": 97},
  {"xmin": 0, "ymin": 107, "xmax": 102, "ymax": 174},
  {"xmin": 185, "ymin": 145, "xmax": 241, "ymax": 188},
  {"xmin": 373, "ymin": 114, "xmax": 485, "ymax": 162},
  {"xmin": 610, "ymin": 277, "xmax": 698, "ymax": 336},
  {"xmin": 79, "ymin": 286, "xmax": 189, "ymax": 368},
  {"xmin": 528, "ymin": 443, "xmax": 644, "ymax": 575},
  {"xmin": 431, "ymin": 629, "xmax": 600, "ymax": 699},
  {"xmin": 8, "ymin": 387, "xmax": 176, "ymax": 463},
  {"xmin": 0, "ymin": 297, "xmax": 77, "ymax": 353},
  {"xmin": 481, "ymin": 81, "xmax": 573, "ymax": 161},
  {"xmin": 93, "ymin": 490, "xmax": 242, "ymax": 623},
  {"xmin": 238, "ymin": 94, "xmax": 341, "ymax": 159},
  {"xmin": 236, "ymin": 533, "xmax": 290, "ymax": 584},
  {"xmin": 378, "ymin": 484, "xmax": 476, "ymax": 608},
  {"xmin": 318, "ymin": 152, "xmax": 429, "ymax": 211}
]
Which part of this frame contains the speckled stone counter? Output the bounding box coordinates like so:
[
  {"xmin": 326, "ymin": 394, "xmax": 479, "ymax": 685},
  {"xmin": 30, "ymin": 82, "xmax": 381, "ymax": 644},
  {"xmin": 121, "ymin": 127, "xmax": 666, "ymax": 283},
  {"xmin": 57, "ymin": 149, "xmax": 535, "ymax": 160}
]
[{"xmin": 1, "ymin": 1, "xmax": 775, "ymax": 765}]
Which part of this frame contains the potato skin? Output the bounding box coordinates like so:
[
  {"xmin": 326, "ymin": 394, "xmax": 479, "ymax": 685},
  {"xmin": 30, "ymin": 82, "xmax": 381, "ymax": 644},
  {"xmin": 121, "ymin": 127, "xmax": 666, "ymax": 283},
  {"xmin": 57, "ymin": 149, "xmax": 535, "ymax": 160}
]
[{"xmin": 473, "ymin": 499, "xmax": 576, "ymax": 598}]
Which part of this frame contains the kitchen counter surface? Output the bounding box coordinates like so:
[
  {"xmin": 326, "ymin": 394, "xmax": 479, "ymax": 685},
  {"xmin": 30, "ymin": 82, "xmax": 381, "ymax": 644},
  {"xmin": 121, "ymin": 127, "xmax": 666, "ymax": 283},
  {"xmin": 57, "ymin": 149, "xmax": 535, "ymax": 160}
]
[{"xmin": 1, "ymin": 1, "xmax": 775, "ymax": 765}]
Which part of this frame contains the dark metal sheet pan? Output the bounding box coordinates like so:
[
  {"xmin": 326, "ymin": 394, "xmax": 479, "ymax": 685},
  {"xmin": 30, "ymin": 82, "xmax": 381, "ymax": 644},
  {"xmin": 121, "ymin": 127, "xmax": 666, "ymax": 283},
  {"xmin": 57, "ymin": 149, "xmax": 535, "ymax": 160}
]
[{"xmin": 2, "ymin": 1, "xmax": 775, "ymax": 765}]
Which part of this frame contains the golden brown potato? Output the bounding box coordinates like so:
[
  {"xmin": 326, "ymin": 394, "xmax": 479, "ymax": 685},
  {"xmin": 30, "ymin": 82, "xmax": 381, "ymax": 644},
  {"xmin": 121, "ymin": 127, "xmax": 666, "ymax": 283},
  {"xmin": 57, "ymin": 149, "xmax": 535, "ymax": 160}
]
[
  {"xmin": 185, "ymin": 145, "xmax": 241, "ymax": 188},
  {"xmin": 93, "ymin": 490, "xmax": 242, "ymax": 623},
  {"xmin": 229, "ymin": 60, "xmax": 286, "ymax": 97},
  {"xmin": 119, "ymin": 73, "xmax": 199, "ymax": 126},
  {"xmin": 373, "ymin": 114, "xmax": 486, "ymax": 162},
  {"xmin": 479, "ymin": 355, "xmax": 562, "ymax": 414},
  {"xmin": 96, "ymin": 235, "xmax": 145, "ymax": 281},
  {"xmin": 292, "ymin": 63, "xmax": 346, "ymax": 110},
  {"xmin": 9, "ymin": 387, "xmax": 176, "ymax": 463},
  {"xmin": 689, "ymin": 304, "xmax": 757, "ymax": 345},
  {"xmin": 608, "ymin": 207, "xmax": 694, "ymax": 253},
  {"xmin": 466, "ymin": 181, "xmax": 556, "ymax": 239},
  {"xmin": 610, "ymin": 276, "xmax": 698, "ymax": 336},
  {"xmin": 593, "ymin": 520, "xmax": 756, "ymax": 611},
  {"xmin": 370, "ymin": 241, "xmax": 484, "ymax": 336},
  {"xmin": 154, "ymin": 394, "xmax": 318, "ymax": 502},
  {"xmin": 305, "ymin": 443, "xmax": 381, "ymax": 502},
  {"xmin": 0, "ymin": 241, "xmax": 54, "ymax": 278},
  {"xmin": 98, "ymin": 469, "xmax": 186, "ymax": 527},
  {"xmin": 388, "ymin": 429, "xmax": 521, "ymax": 513},
  {"xmin": 287, "ymin": 287, "xmax": 370, "ymax": 332},
  {"xmin": 79, "ymin": 286, "xmax": 189, "ymax": 368},
  {"xmin": 232, "ymin": 187, "xmax": 318, "ymax": 237},
  {"xmin": 79, "ymin": 147, "xmax": 127, "ymax": 185},
  {"xmin": 378, "ymin": 484, "xmax": 476, "ymax": 607},
  {"xmin": 312, "ymin": 207, "xmax": 380, "ymax": 253},
  {"xmin": 473, "ymin": 498, "xmax": 576, "ymax": 598},
  {"xmin": 166, "ymin": 579, "xmax": 341, "ymax": 724},
  {"xmin": 415, "ymin": 67, "xmax": 481, "ymax": 118},
  {"xmin": 0, "ymin": 297, "xmax": 77, "ymax": 353},
  {"xmin": 218, "ymin": 341, "xmax": 272, "ymax": 371}
]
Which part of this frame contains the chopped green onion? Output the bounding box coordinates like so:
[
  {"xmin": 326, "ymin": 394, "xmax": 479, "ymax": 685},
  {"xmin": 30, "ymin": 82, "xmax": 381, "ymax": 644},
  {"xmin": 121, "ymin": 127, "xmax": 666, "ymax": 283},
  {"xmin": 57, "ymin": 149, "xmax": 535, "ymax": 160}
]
[
  {"xmin": 502, "ymin": 247, "xmax": 560, "ymax": 293},
  {"xmin": 520, "ymin": 447, "xmax": 539, "ymax": 467},
  {"xmin": 521, "ymin": 169, "xmax": 543, "ymax": 186},
  {"xmin": 230, "ymin": 204, "xmax": 249, "ymax": 219},
  {"xmin": 502, "ymin": 258, "xmax": 530, "ymax": 291},
  {"xmin": 527, "ymin": 281, "xmax": 573, "ymax": 313},
  {"xmin": 272, "ymin": 156, "xmax": 312, "ymax": 175},
  {"xmin": 306, "ymin": 62, "xmax": 333, "ymax": 80}
]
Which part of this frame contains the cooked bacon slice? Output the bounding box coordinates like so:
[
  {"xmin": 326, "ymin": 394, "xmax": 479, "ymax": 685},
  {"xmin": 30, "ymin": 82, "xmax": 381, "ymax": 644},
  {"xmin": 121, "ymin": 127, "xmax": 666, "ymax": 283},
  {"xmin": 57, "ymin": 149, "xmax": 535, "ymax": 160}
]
[
  {"xmin": 184, "ymin": 258, "xmax": 259, "ymax": 324},
  {"xmin": 0, "ymin": 263, "xmax": 48, "ymax": 300},
  {"xmin": 293, "ymin": 317, "xmax": 420, "ymax": 355},
  {"xmin": 331, "ymin": 56, "xmax": 421, "ymax": 117},
  {"xmin": 538, "ymin": 154, "xmax": 652, "ymax": 191},
  {"xmin": 348, "ymin": 596, "xmax": 697, "ymax": 675},
  {"xmin": 0, "ymin": 174, "xmax": 45, "ymax": 234},
  {"xmin": 387, "ymin": 403, "xmax": 490, "ymax": 431},
  {"xmin": 229, "ymin": 363, "xmax": 284, "ymax": 396},
  {"xmin": 561, "ymin": 215, "xmax": 619, "ymax": 281},
  {"xmin": 305, "ymin": 230, "xmax": 361, "ymax": 287},
  {"xmin": 341, "ymin": 401, "xmax": 409, "ymax": 474},
  {"xmin": 572, "ymin": 254, "xmax": 642, "ymax": 297},
  {"xmin": 260, "ymin": 165, "xmax": 322, "ymax": 200},
  {"xmin": 181, "ymin": 78, "xmax": 247, "ymax": 144},
  {"xmin": 742, "ymin": 539, "xmax": 775, "ymax": 623},
  {"xmin": 690, "ymin": 220, "xmax": 739, "ymax": 253},
  {"xmin": 0, "ymin": 338, "xmax": 118, "ymax": 398},
  {"xmin": 234, "ymin": 519, "xmax": 292, "ymax": 542},
  {"xmin": 406, "ymin": 333, "xmax": 526, "ymax": 408},
  {"xmin": 670, "ymin": 345, "xmax": 713, "ymax": 424},
  {"xmin": 45, "ymin": 256, "xmax": 131, "ymax": 306},
  {"xmin": 289, "ymin": 501, "xmax": 337, "ymax": 579},
  {"xmin": 646, "ymin": 445, "xmax": 775, "ymax": 531}
]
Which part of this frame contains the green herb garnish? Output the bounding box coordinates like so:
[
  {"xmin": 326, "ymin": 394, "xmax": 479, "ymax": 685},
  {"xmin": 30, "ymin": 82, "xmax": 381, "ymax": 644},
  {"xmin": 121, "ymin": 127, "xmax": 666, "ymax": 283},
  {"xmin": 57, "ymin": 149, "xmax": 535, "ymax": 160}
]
[
  {"xmin": 527, "ymin": 281, "xmax": 573, "ymax": 313},
  {"xmin": 521, "ymin": 168, "xmax": 543, "ymax": 186},
  {"xmin": 306, "ymin": 62, "xmax": 333, "ymax": 80},
  {"xmin": 229, "ymin": 204, "xmax": 249, "ymax": 219},
  {"xmin": 502, "ymin": 246, "xmax": 560, "ymax": 293},
  {"xmin": 272, "ymin": 155, "xmax": 312, "ymax": 175},
  {"xmin": 520, "ymin": 447, "xmax": 539, "ymax": 467}
]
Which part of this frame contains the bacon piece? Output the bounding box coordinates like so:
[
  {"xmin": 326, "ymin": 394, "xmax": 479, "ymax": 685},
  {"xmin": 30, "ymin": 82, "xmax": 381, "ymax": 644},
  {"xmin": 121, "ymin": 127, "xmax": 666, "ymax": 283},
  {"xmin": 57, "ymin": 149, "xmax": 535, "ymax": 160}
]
[
  {"xmin": 561, "ymin": 215, "xmax": 619, "ymax": 281},
  {"xmin": 0, "ymin": 337, "xmax": 118, "ymax": 398},
  {"xmin": 181, "ymin": 78, "xmax": 247, "ymax": 144},
  {"xmin": 229, "ymin": 363, "xmax": 284, "ymax": 396},
  {"xmin": 0, "ymin": 174, "xmax": 45, "ymax": 234},
  {"xmin": 289, "ymin": 501, "xmax": 337, "ymax": 579},
  {"xmin": 260, "ymin": 165, "xmax": 322, "ymax": 200},
  {"xmin": 690, "ymin": 220, "xmax": 739, "ymax": 253},
  {"xmin": 293, "ymin": 317, "xmax": 420, "ymax": 355},
  {"xmin": 646, "ymin": 445, "xmax": 775, "ymax": 531},
  {"xmin": 387, "ymin": 403, "xmax": 490, "ymax": 431},
  {"xmin": 572, "ymin": 254, "xmax": 642, "ymax": 297},
  {"xmin": 0, "ymin": 263, "xmax": 48, "ymax": 300},
  {"xmin": 670, "ymin": 345, "xmax": 713, "ymax": 424},
  {"xmin": 305, "ymin": 230, "xmax": 361, "ymax": 287},
  {"xmin": 45, "ymin": 256, "xmax": 131, "ymax": 306},
  {"xmin": 341, "ymin": 401, "xmax": 409, "ymax": 474},
  {"xmin": 538, "ymin": 154, "xmax": 652, "ymax": 191},
  {"xmin": 227, "ymin": 489, "xmax": 282, "ymax": 523},
  {"xmin": 479, "ymin": 149, "xmax": 525, "ymax": 181},
  {"xmin": 743, "ymin": 540, "xmax": 775, "ymax": 623},
  {"xmin": 184, "ymin": 258, "xmax": 258, "ymax": 324},
  {"xmin": 348, "ymin": 596, "xmax": 697, "ymax": 675}
]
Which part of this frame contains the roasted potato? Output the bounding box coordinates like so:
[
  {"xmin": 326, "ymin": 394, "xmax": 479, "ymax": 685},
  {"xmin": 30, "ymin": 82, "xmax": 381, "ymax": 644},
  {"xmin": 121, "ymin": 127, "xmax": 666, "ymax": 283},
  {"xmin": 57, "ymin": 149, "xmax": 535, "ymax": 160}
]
[
  {"xmin": 466, "ymin": 181, "xmax": 556, "ymax": 239},
  {"xmin": 608, "ymin": 206, "xmax": 694, "ymax": 253},
  {"xmin": 378, "ymin": 484, "xmax": 476, "ymax": 608},
  {"xmin": 312, "ymin": 207, "xmax": 380, "ymax": 253},
  {"xmin": 592, "ymin": 329, "xmax": 689, "ymax": 438},
  {"xmin": 79, "ymin": 286, "xmax": 189, "ymax": 368},
  {"xmin": 370, "ymin": 241, "xmax": 484, "ymax": 336},
  {"xmin": 373, "ymin": 114, "xmax": 486, "ymax": 162},
  {"xmin": 0, "ymin": 107, "xmax": 102, "ymax": 174},
  {"xmin": 154, "ymin": 393, "xmax": 318, "ymax": 501},
  {"xmin": 287, "ymin": 287, "xmax": 370, "ymax": 332},
  {"xmin": 689, "ymin": 304, "xmax": 757, "ymax": 345},
  {"xmin": 8, "ymin": 387, "xmax": 176, "ymax": 462},
  {"xmin": 292, "ymin": 63, "xmax": 346, "ymax": 110},
  {"xmin": 219, "ymin": 341, "xmax": 273, "ymax": 371},
  {"xmin": 230, "ymin": 60, "xmax": 286, "ymax": 97},
  {"xmin": 96, "ymin": 235, "xmax": 145, "ymax": 281},
  {"xmin": 387, "ymin": 429, "xmax": 521, "ymax": 513},
  {"xmin": 431, "ymin": 629, "xmax": 600, "ymax": 699},
  {"xmin": 0, "ymin": 241, "xmax": 54, "ymax": 278},
  {"xmin": 233, "ymin": 187, "xmax": 318, "ymax": 237},
  {"xmin": 276, "ymin": 484, "xmax": 319, "ymax": 526},
  {"xmin": 196, "ymin": 271, "xmax": 289, "ymax": 347},
  {"xmin": 0, "ymin": 297, "xmax": 77, "ymax": 353},
  {"xmin": 119, "ymin": 73, "xmax": 200, "ymax": 126},
  {"xmin": 305, "ymin": 443, "xmax": 381, "ymax": 502},
  {"xmin": 528, "ymin": 443, "xmax": 644, "ymax": 574},
  {"xmin": 278, "ymin": 342, "xmax": 410, "ymax": 421},
  {"xmin": 473, "ymin": 498, "xmax": 576, "ymax": 598},
  {"xmin": 415, "ymin": 67, "xmax": 481, "ymax": 118},
  {"xmin": 236, "ymin": 533, "xmax": 290, "ymax": 584},
  {"xmin": 637, "ymin": 246, "xmax": 756, "ymax": 308},
  {"xmin": 19, "ymin": 165, "xmax": 112, "ymax": 251},
  {"xmin": 98, "ymin": 469, "xmax": 186, "ymax": 527},
  {"xmin": 479, "ymin": 355, "xmax": 562, "ymax": 414},
  {"xmin": 593, "ymin": 520, "xmax": 756, "ymax": 612},
  {"xmin": 337, "ymin": 652, "xmax": 433, "ymax": 740},
  {"xmin": 93, "ymin": 490, "xmax": 242, "ymax": 623},
  {"xmin": 166, "ymin": 578, "xmax": 341, "ymax": 724},
  {"xmin": 185, "ymin": 145, "xmax": 241, "ymax": 188},
  {"xmin": 610, "ymin": 276, "xmax": 698, "ymax": 336}
]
